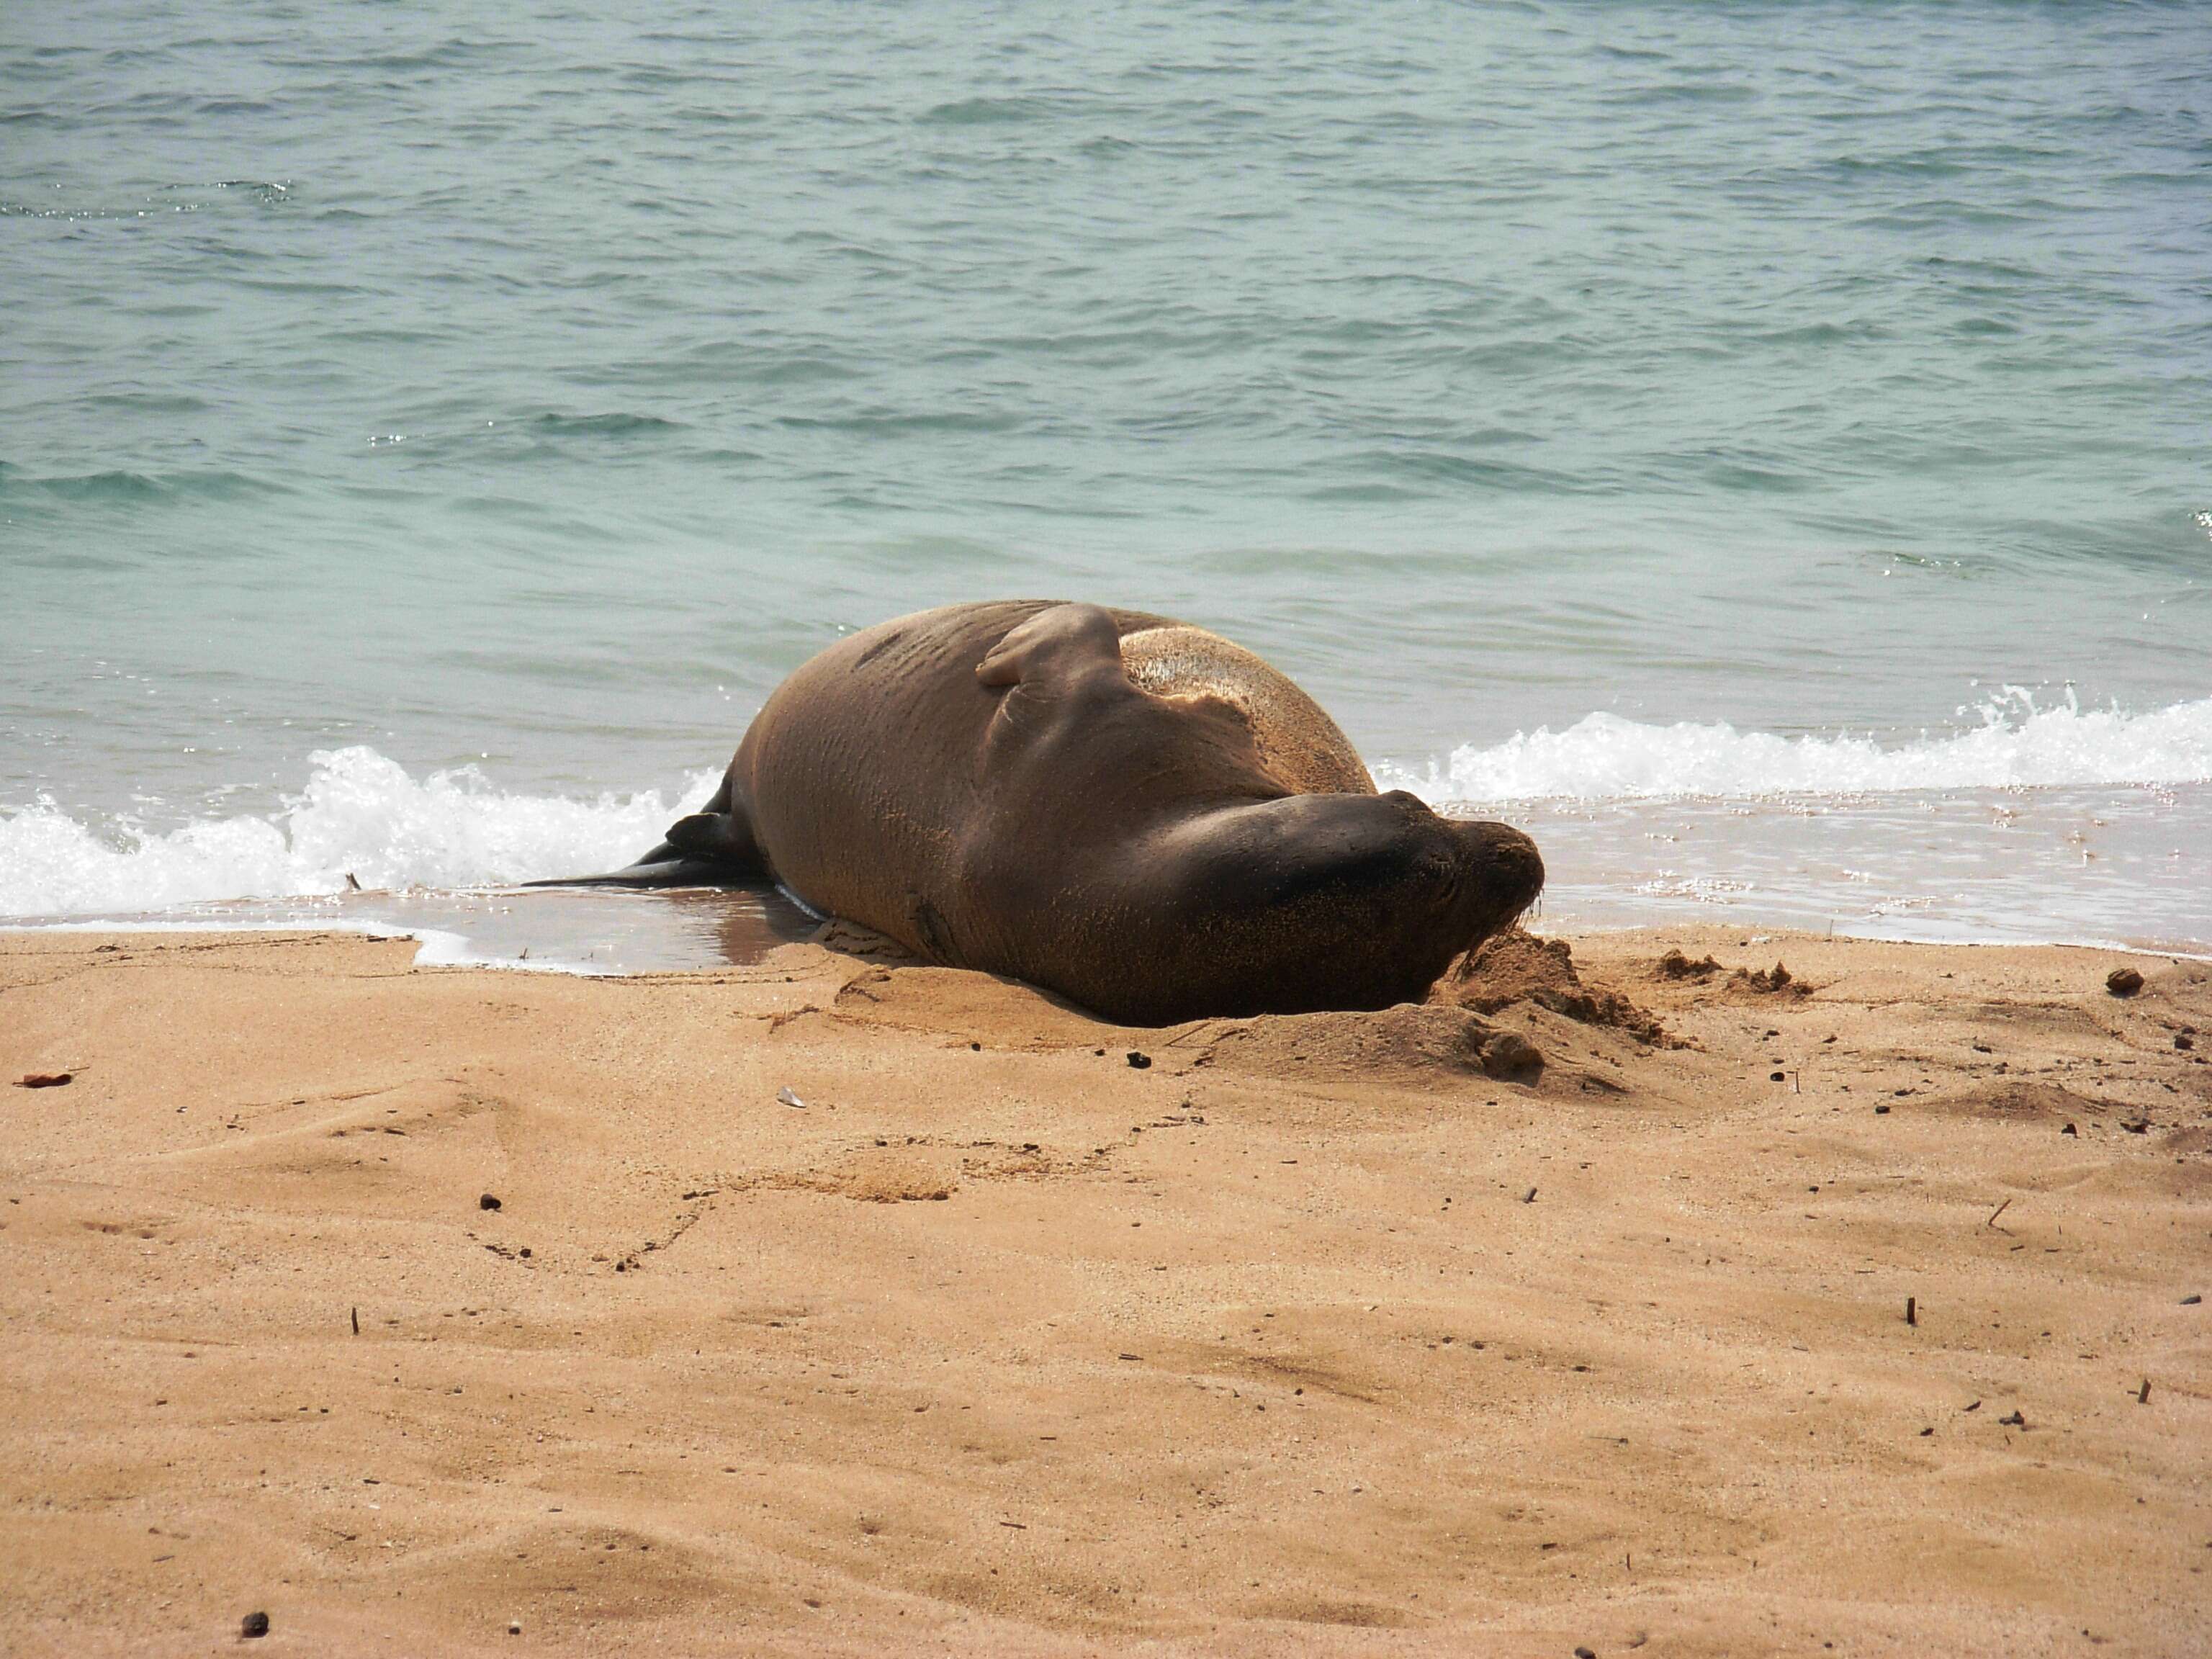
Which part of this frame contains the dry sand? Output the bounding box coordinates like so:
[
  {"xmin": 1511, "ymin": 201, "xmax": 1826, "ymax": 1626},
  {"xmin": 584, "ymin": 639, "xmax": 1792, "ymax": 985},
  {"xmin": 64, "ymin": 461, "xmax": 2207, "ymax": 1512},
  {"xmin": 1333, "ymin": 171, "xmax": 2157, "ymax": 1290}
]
[{"xmin": 1, "ymin": 925, "xmax": 2207, "ymax": 1656}]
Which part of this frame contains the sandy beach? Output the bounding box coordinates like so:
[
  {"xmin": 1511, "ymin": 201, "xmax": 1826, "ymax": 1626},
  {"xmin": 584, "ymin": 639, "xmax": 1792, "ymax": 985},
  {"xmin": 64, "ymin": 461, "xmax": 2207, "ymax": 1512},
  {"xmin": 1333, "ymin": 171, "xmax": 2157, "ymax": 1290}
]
[{"xmin": 2, "ymin": 925, "xmax": 2207, "ymax": 1657}]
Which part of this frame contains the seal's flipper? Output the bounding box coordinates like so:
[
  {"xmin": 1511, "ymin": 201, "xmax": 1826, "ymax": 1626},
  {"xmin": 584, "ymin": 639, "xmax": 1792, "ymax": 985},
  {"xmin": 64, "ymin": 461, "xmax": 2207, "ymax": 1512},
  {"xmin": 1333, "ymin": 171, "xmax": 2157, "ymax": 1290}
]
[
  {"xmin": 521, "ymin": 855, "xmax": 739, "ymax": 890},
  {"xmin": 976, "ymin": 603, "xmax": 1128, "ymax": 691},
  {"xmin": 523, "ymin": 792, "xmax": 768, "ymax": 889},
  {"xmin": 664, "ymin": 808, "xmax": 764, "ymax": 871}
]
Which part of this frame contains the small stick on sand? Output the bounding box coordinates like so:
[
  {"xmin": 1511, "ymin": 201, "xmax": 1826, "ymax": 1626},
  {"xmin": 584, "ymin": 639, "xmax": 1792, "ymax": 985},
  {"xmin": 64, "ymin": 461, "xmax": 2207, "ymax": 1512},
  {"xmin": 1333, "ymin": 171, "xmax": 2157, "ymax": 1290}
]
[
  {"xmin": 2137, "ymin": 1379, "xmax": 2150, "ymax": 1404},
  {"xmin": 1987, "ymin": 1197, "xmax": 2013, "ymax": 1233},
  {"xmin": 1905, "ymin": 1296, "xmax": 1917, "ymax": 1326},
  {"xmin": 351, "ymin": 1305, "xmax": 359, "ymax": 1336}
]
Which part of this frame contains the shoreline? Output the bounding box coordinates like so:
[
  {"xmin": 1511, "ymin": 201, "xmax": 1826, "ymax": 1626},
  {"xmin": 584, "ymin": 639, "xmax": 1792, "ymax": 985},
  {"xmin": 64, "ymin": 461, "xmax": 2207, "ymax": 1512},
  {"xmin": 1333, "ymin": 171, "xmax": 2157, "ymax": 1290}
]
[
  {"xmin": 3, "ymin": 925, "xmax": 2207, "ymax": 1655},
  {"xmin": 5, "ymin": 894, "xmax": 2208, "ymax": 981},
  {"xmin": 8, "ymin": 770, "xmax": 2210, "ymax": 966}
]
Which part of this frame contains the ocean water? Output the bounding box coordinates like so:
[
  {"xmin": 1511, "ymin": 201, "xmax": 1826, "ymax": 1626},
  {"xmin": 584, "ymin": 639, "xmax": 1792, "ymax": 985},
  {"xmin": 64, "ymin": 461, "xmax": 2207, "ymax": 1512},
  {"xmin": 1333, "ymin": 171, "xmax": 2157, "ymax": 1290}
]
[{"xmin": 4, "ymin": 1, "xmax": 2209, "ymax": 964}]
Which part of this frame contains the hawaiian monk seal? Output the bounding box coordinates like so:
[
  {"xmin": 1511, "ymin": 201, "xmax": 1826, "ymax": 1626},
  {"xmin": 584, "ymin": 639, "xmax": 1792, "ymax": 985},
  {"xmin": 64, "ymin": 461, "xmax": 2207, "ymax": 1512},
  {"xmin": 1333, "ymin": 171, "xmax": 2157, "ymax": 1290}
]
[{"xmin": 568, "ymin": 601, "xmax": 1543, "ymax": 1025}]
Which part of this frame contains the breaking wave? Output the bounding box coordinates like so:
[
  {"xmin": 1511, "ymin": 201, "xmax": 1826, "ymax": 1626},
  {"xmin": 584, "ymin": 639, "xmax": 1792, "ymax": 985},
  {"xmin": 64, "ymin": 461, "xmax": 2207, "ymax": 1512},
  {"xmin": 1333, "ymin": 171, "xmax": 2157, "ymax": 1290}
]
[
  {"xmin": 1382, "ymin": 691, "xmax": 2212, "ymax": 805},
  {"xmin": 0, "ymin": 747, "xmax": 715, "ymax": 918},
  {"xmin": 5, "ymin": 692, "xmax": 2209, "ymax": 920}
]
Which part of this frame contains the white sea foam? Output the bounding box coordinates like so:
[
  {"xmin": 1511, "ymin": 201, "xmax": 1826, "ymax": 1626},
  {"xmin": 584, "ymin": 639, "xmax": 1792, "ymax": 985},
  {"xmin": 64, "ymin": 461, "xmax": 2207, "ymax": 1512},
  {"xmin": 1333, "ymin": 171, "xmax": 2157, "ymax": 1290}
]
[
  {"xmin": 5, "ymin": 696, "xmax": 2211, "ymax": 922},
  {"xmin": 1381, "ymin": 691, "xmax": 2212, "ymax": 806},
  {"xmin": 0, "ymin": 746, "xmax": 716, "ymax": 918}
]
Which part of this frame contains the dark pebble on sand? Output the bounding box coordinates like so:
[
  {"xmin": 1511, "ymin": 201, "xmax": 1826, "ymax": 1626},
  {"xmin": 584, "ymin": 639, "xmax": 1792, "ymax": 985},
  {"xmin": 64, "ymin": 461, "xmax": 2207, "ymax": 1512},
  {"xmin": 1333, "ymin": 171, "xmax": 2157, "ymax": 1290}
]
[
  {"xmin": 1769, "ymin": 1071, "xmax": 1786, "ymax": 1082},
  {"xmin": 1875, "ymin": 1105, "xmax": 1890, "ymax": 1115},
  {"xmin": 479, "ymin": 1193, "xmax": 501, "ymax": 1211},
  {"xmin": 2183, "ymin": 1294, "xmax": 2203, "ymax": 1305},
  {"xmin": 15, "ymin": 1071, "xmax": 71, "ymax": 1089},
  {"xmin": 1576, "ymin": 1647, "xmax": 1597, "ymax": 1658},
  {"xmin": 240, "ymin": 1611, "xmax": 270, "ymax": 1639},
  {"xmin": 2105, "ymin": 967, "xmax": 2144, "ymax": 997},
  {"xmin": 1126, "ymin": 1051, "xmax": 1151, "ymax": 1069},
  {"xmin": 2177, "ymin": 1035, "xmax": 2195, "ymax": 1051}
]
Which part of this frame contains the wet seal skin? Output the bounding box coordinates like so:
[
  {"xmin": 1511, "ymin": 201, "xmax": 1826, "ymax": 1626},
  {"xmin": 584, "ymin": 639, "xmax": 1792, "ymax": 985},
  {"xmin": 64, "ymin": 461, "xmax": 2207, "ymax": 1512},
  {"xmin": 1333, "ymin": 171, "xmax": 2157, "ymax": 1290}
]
[{"xmin": 544, "ymin": 601, "xmax": 1542, "ymax": 1025}]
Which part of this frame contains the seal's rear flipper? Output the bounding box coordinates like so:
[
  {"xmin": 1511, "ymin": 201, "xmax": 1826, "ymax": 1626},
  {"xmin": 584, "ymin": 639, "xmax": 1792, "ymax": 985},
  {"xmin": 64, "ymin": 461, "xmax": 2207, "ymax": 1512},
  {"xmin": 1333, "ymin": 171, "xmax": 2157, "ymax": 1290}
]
[
  {"xmin": 663, "ymin": 808, "xmax": 764, "ymax": 869},
  {"xmin": 521, "ymin": 850, "xmax": 740, "ymax": 889},
  {"xmin": 524, "ymin": 798, "xmax": 768, "ymax": 889}
]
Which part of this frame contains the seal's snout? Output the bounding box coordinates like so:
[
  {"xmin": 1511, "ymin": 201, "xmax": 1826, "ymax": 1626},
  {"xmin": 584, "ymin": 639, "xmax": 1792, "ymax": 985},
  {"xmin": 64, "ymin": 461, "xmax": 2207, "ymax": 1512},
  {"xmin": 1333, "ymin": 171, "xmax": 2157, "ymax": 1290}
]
[{"xmin": 1452, "ymin": 818, "xmax": 1545, "ymax": 931}]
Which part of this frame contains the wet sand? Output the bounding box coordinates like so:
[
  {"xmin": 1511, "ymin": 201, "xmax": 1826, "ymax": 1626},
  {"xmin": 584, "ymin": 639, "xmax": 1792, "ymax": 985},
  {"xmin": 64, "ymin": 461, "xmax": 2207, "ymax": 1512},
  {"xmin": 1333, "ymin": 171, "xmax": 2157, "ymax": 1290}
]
[{"xmin": 1, "ymin": 926, "xmax": 2207, "ymax": 1656}]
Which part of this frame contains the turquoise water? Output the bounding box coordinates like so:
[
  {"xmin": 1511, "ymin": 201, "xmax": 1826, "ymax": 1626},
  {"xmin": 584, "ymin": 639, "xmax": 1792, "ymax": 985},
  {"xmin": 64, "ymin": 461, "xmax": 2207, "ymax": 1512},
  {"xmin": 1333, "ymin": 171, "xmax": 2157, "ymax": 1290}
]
[{"xmin": 4, "ymin": 2, "xmax": 2209, "ymax": 953}]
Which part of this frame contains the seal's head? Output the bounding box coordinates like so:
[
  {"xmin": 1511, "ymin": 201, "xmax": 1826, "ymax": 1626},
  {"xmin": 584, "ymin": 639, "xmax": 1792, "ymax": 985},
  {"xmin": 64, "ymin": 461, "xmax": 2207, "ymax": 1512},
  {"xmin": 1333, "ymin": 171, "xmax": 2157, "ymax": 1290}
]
[
  {"xmin": 1129, "ymin": 788, "xmax": 1545, "ymax": 1021},
  {"xmin": 1339, "ymin": 792, "xmax": 1545, "ymax": 987},
  {"xmin": 1437, "ymin": 806, "xmax": 1547, "ymax": 945}
]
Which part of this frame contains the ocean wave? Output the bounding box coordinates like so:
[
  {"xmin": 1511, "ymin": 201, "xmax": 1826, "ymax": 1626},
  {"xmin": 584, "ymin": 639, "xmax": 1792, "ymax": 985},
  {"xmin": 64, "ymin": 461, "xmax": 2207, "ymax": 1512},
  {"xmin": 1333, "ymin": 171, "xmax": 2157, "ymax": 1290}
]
[
  {"xmin": 918, "ymin": 96, "xmax": 1055, "ymax": 126},
  {"xmin": 7, "ymin": 696, "xmax": 2209, "ymax": 920},
  {"xmin": 0, "ymin": 466, "xmax": 288, "ymax": 503},
  {"xmin": 0, "ymin": 747, "xmax": 715, "ymax": 919},
  {"xmin": 1380, "ymin": 691, "xmax": 2212, "ymax": 805},
  {"xmin": 532, "ymin": 411, "xmax": 683, "ymax": 437}
]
